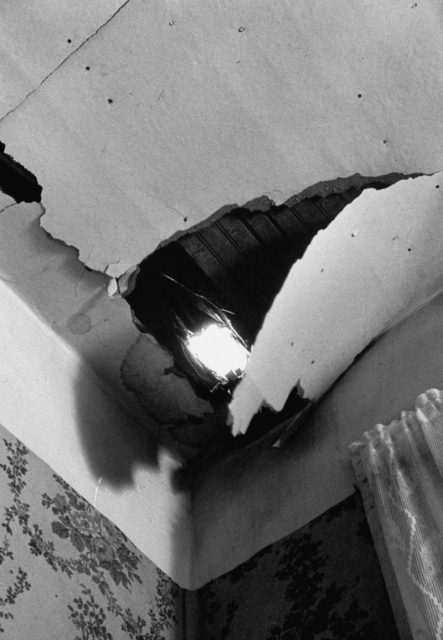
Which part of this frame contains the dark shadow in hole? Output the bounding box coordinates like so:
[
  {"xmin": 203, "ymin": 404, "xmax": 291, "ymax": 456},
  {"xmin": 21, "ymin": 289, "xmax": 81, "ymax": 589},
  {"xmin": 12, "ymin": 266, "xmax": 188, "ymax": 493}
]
[
  {"xmin": 125, "ymin": 173, "xmax": 409, "ymax": 474},
  {"xmin": 0, "ymin": 140, "xmax": 42, "ymax": 203},
  {"xmin": 127, "ymin": 173, "xmax": 409, "ymax": 352}
]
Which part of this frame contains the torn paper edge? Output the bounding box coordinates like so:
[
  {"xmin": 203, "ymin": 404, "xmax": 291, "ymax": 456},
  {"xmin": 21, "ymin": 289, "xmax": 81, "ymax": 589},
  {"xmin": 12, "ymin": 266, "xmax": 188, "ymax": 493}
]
[{"xmin": 230, "ymin": 172, "xmax": 443, "ymax": 434}]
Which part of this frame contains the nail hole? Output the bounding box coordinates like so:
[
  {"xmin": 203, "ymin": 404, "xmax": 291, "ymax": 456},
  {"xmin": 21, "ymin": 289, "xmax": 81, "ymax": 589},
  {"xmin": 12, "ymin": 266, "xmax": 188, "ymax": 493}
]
[
  {"xmin": 436, "ymin": 185, "xmax": 440, "ymax": 189},
  {"xmin": 357, "ymin": 93, "xmax": 362, "ymax": 98},
  {"xmin": 67, "ymin": 38, "xmax": 72, "ymax": 44},
  {"xmin": 408, "ymin": 247, "xmax": 412, "ymax": 252},
  {"xmin": 382, "ymin": 139, "xmax": 388, "ymax": 144},
  {"xmin": 311, "ymin": 360, "xmax": 315, "ymax": 365},
  {"xmin": 107, "ymin": 98, "xmax": 114, "ymax": 104},
  {"xmin": 238, "ymin": 26, "xmax": 246, "ymax": 32},
  {"xmin": 169, "ymin": 20, "xmax": 175, "ymax": 26},
  {"xmin": 183, "ymin": 216, "xmax": 188, "ymax": 223},
  {"xmin": 290, "ymin": 341, "xmax": 294, "ymax": 347},
  {"xmin": 85, "ymin": 66, "xmax": 90, "ymax": 71}
]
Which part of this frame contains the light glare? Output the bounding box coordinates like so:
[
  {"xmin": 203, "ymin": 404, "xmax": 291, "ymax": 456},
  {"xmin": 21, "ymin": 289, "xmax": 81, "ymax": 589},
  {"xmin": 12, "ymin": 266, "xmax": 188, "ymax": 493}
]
[{"xmin": 186, "ymin": 324, "xmax": 249, "ymax": 379}]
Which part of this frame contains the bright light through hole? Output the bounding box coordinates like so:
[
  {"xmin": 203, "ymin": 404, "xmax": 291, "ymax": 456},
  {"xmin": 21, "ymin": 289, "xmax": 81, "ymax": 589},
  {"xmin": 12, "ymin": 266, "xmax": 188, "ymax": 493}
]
[{"xmin": 186, "ymin": 324, "xmax": 249, "ymax": 380}]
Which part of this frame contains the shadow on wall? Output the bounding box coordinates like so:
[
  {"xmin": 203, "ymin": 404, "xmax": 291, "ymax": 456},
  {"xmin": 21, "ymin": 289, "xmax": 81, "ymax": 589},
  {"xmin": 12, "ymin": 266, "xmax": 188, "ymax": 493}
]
[
  {"xmin": 0, "ymin": 421, "xmax": 186, "ymax": 640},
  {"xmin": 73, "ymin": 333, "xmax": 162, "ymax": 487}
]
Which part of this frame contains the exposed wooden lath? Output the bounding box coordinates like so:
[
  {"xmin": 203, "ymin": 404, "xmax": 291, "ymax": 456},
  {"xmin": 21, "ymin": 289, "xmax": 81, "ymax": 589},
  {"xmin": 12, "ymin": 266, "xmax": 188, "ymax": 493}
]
[{"xmin": 177, "ymin": 181, "xmax": 397, "ymax": 344}]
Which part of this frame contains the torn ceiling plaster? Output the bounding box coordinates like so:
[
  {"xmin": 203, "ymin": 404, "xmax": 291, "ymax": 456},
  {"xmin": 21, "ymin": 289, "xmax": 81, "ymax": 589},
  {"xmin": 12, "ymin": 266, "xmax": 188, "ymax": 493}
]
[
  {"xmin": 230, "ymin": 173, "xmax": 443, "ymax": 434},
  {"xmin": 2, "ymin": 0, "xmax": 443, "ymax": 590},
  {"xmin": 0, "ymin": 202, "xmax": 138, "ymax": 395},
  {"xmin": 1, "ymin": 0, "xmax": 443, "ymax": 275},
  {"xmin": 0, "ymin": 201, "xmax": 214, "ymax": 454},
  {"xmin": 120, "ymin": 334, "xmax": 236, "ymax": 460}
]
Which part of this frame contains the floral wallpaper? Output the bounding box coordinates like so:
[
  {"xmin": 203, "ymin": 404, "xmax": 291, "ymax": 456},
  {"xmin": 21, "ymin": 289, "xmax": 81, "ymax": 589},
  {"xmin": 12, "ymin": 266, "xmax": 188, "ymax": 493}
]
[
  {"xmin": 0, "ymin": 423, "xmax": 182, "ymax": 639},
  {"xmin": 195, "ymin": 493, "xmax": 401, "ymax": 640},
  {"xmin": 0, "ymin": 419, "xmax": 402, "ymax": 640}
]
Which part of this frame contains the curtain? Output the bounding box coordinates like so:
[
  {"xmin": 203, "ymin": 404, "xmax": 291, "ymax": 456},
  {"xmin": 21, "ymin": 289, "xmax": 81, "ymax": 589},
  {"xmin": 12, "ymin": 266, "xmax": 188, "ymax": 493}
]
[{"xmin": 350, "ymin": 388, "xmax": 443, "ymax": 640}]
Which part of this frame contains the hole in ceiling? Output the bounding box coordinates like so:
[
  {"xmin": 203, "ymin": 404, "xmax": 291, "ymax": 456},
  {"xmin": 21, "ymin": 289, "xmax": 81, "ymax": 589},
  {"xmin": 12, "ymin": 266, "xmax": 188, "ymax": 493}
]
[
  {"xmin": 0, "ymin": 140, "xmax": 42, "ymax": 203},
  {"xmin": 125, "ymin": 173, "xmax": 409, "ymax": 465}
]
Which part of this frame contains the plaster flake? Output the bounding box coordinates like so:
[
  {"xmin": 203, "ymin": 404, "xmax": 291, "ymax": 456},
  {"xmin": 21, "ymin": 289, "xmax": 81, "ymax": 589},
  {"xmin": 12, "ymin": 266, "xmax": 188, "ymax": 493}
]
[
  {"xmin": 0, "ymin": 0, "xmax": 443, "ymax": 275},
  {"xmin": 230, "ymin": 173, "xmax": 443, "ymax": 434},
  {"xmin": 121, "ymin": 334, "xmax": 213, "ymax": 425}
]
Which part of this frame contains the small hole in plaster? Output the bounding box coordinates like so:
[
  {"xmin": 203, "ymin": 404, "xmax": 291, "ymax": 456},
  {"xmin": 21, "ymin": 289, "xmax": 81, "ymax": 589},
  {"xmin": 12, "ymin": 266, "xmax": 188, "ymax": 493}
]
[
  {"xmin": 238, "ymin": 26, "xmax": 246, "ymax": 32},
  {"xmin": 183, "ymin": 216, "xmax": 188, "ymax": 223},
  {"xmin": 311, "ymin": 360, "xmax": 315, "ymax": 365},
  {"xmin": 107, "ymin": 98, "xmax": 114, "ymax": 104},
  {"xmin": 169, "ymin": 19, "xmax": 175, "ymax": 26},
  {"xmin": 408, "ymin": 247, "xmax": 412, "ymax": 252},
  {"xmin": 436, "ymin": 185, "xmax": 440, "ymax": 189},
  {"xmin": 67, "ymin": 38, "xmax": 72, "ymax": 44},
  {"xmin": 357, "ymin": 93, "xmax": 362, "ymax": 99},
  {"xmin": 85, "ymin": 66, "xmax": 91, "ymax": 71},
  {"xmin": 351, "ymin": 230, "xmax": 359, "ymax": 238},
  {"xmin": 382, "ymin": 139, "xmax": 388, "ymax": 145}
]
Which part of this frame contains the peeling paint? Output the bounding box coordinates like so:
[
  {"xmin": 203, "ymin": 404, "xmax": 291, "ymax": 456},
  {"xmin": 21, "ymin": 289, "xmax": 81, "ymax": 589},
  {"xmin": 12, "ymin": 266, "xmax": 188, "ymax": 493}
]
[{"xmin": 230, "ymin": 173, "xmax": 443, "ymax": 434}]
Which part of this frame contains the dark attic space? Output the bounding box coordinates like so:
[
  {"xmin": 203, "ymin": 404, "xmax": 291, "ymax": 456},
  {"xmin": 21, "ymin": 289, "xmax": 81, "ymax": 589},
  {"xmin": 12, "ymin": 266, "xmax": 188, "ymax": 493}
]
[
  {"xmin": 0, "ymin": 141, "xmax": 42, "ymax": 204},
  {"xmin": 125, "ymin": 172, "xmax": 409, "ymax": 465}
]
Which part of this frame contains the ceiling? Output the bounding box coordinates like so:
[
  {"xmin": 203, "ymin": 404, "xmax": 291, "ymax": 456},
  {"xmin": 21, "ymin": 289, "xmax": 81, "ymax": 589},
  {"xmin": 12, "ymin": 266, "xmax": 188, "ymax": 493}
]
[{"xmin": 1, "ymin": 0, "xmax": 443, "ymax": 587}]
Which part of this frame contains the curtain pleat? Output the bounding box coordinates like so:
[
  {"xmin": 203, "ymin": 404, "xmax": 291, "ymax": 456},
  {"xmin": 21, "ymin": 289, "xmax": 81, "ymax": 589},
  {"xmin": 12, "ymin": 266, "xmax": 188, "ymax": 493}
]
[{"xmin": 350, "ymin": 389, "xmax": 443, "ymax": 640}]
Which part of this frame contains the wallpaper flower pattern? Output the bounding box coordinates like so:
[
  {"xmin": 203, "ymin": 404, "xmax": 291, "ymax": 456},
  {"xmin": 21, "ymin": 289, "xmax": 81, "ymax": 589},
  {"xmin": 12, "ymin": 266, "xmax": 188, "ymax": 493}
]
[
  {"xmin": 0, "ymin": 419, "xmax": 402, "ymax": 640},
  {"xmin": 195, "ymin": 493, "xmax": 401, "ymax": 640},
  {"xmin": 0, "ymin": 423, "xmax": 182, "ymax": 639}
]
